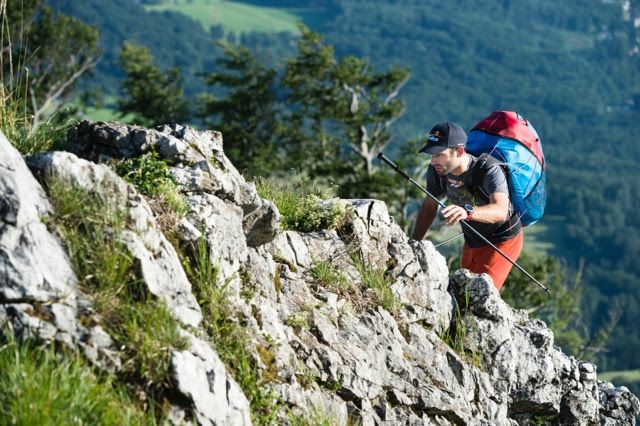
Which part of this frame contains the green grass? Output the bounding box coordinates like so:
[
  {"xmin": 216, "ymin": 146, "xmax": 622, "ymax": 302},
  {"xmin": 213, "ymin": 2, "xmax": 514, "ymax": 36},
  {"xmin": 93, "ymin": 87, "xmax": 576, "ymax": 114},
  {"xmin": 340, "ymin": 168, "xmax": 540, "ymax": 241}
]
[
  {"xmin": 599, "ymin": 369, "xmax": 640, "ymax": 383},
  {"xmin": 144, "ymin": 0, "xmax": 315, "ymax": 33},
  {"xmin": 438, "ymin": 290, "xmax": 481, "ymax": 368},
  {"xmin": 256, "ymin": 176, "xmax": 352, "ymax": 233},
  {"xmin": 46, "ymin": 180, "xmax": 188, "ymax": 419},
  {"xmin": 350, "ymin": 253, "xmax": 397, "ymax": 313},
  {"xmin": 310, "ymin": 260, "xmax": 351, "ymax": 293},
  {"xmin": 0, "ymin": 94, "xmax": 70, "ymax": 155},
  {"xmin": 0, "ymin": 333, "xmax": 149, "ymax": 425},
  {"xmin": 112, "ymin": 151, "xmax": 188, "ymax": 217}
]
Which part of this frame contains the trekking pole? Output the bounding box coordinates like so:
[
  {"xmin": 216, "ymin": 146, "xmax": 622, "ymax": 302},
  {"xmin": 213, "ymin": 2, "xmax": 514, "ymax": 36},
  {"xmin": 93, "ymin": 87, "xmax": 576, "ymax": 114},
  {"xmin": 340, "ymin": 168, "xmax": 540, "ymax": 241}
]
[
  {"xmin": 377, "ymin": 152, "xmax": 550, "ymax": 294},
  {"xmin": 435, "ymin": 233, "xmax": 464, "ymax": 248}
]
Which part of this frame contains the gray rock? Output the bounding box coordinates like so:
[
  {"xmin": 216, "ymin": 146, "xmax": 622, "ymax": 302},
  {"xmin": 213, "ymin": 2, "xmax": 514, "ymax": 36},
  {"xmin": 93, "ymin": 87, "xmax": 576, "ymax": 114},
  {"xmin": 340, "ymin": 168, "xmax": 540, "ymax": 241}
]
[
  {"xmin": 66, "ymin": 121, "xmax": 280, "ymax": 247},
  {"xmin": 27, "ymin": 151, "xmax": 202, "ymax": 327},
  {"xmin": 171, "ymin": 331, "xmax": 252, "ymax": 426},
  {"xmin": 0, "ymin": 132, "xmax": 77, "ymax": 305}
]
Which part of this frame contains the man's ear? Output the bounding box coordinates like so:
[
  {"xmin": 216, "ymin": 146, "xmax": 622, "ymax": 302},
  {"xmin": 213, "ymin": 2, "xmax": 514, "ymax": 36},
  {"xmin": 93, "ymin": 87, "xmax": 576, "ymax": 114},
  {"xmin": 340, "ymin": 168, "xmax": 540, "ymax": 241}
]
[{"xmin": 457, "ymin": 146, "xmax": 465, "ymax": 156}]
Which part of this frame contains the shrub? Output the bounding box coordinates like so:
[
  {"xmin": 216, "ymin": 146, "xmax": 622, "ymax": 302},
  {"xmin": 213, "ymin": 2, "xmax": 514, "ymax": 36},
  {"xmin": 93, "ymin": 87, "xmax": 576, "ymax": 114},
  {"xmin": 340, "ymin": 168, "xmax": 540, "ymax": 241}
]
[{"xmin": 256, "ymin": 177, "xmax": 352, "ymax": 233}]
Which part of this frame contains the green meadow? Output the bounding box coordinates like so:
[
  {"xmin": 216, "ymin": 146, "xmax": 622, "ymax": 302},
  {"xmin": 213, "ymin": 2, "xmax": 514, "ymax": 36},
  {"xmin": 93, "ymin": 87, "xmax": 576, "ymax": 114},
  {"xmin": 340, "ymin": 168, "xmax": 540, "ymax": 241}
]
[{"xmin": 144, "ymin": 0, "xmax": 327, "ymax": 33}]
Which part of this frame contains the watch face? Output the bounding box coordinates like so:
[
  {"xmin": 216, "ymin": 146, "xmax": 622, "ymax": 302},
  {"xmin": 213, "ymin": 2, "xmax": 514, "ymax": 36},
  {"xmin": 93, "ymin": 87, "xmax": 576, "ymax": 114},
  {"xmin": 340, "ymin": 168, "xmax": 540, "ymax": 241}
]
[{"xmin": 464, "ymin": 203, "xmax": 474, "ymax": 212}]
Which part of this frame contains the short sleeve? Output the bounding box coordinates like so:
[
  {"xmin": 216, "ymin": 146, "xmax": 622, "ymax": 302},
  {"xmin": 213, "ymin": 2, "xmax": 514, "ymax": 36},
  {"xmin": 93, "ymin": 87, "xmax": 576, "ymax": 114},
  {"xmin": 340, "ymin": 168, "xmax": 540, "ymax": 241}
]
[
  {"xmin": 426, "ymin": 165, "xmax": 445, "ymax": 197},
  {"xmin": 482, "ymin": 164, "xmax": 509, "ymax": 195}
]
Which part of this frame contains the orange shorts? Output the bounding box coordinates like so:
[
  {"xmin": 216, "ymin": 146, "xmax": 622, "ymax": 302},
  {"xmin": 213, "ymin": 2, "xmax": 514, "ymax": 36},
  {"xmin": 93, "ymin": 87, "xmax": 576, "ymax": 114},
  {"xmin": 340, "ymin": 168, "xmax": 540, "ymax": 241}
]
[{"xmin": 461, "ymin": 232, "xmax": 523, "ymax": 291}]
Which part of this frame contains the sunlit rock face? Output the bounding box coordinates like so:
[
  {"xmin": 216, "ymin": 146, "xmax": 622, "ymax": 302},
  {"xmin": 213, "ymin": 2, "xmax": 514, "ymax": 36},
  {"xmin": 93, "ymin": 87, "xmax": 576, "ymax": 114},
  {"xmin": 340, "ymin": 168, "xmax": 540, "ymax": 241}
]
[{"xmin": 1, "ymin": 123, "xmax": 638, "ymax": 425}]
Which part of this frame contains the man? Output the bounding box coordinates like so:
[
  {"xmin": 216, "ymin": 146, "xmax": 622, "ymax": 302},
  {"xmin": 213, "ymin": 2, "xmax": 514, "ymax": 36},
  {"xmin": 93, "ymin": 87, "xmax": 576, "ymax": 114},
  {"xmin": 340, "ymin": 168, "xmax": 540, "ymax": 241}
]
[{"xmin": 412, "ymin": 122, "xmax": 523, "ymax": 291}]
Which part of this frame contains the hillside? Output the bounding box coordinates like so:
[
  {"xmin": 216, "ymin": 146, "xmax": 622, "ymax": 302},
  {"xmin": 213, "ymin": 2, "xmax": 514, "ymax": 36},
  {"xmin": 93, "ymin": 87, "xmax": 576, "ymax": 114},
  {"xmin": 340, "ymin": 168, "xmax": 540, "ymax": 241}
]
[
  {"xmin": 50, "ymin": 0, "xmax": 640, "ymax": 372},
  {"xmin": 1, "ymin": 121, "xmax": 638, "ymax": 424}
]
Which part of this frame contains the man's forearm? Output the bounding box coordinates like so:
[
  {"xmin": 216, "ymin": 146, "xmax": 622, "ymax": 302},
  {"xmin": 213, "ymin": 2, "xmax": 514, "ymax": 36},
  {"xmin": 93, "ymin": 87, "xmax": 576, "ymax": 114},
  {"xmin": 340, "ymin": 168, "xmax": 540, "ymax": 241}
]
[
  {"xmin": 468, "ymin": 203, "xmax": 509, "ymax": 223},
  {"xmin": 412, "ymin": 198, "xmax": 438, "ymax": 240}
]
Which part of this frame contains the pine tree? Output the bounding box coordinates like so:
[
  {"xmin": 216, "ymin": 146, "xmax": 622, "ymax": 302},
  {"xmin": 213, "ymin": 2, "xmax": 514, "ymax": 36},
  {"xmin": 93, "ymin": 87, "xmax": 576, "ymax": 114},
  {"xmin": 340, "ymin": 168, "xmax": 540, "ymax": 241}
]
[
  {"xmin": 117, "ymin": 42, "xmax": 189, "ymax": 127},
  {"xmin": 199, "ymin": 42, "xmax": 279, "ymax": 175}
]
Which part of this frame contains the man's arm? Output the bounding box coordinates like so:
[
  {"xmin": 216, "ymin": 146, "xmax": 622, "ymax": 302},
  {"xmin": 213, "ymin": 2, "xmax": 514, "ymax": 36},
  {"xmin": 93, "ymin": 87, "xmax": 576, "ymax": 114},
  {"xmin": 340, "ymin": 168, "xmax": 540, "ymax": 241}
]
[
  {"xmin": 441, "ymin": 192, "xmax": 509, "ymax": 226},
  {"xmin": 412, "ymin": 196, "xmax": 439, "ymax": 240}
]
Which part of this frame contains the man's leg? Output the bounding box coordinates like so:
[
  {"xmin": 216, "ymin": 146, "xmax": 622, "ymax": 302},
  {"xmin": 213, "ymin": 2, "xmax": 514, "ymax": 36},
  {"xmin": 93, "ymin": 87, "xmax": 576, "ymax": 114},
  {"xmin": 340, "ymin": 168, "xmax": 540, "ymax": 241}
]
[{"xmin": 461, "ymin": 233, "xmax": 524, "ymax": 291}]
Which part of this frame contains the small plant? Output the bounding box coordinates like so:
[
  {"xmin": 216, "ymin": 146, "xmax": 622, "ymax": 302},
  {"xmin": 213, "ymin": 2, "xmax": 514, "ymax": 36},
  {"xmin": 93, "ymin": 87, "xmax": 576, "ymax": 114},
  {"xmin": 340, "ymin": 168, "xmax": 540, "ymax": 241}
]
[
  {"xmin": 285, "ymin": 312, "xmax": 311, "ymax": 331},
  {"xmin": 310, "ymin": 260, "xmax": 351, "ymax": 293},
  {"xmin": 113, "ymin": 151, "xmax": 187, "ymax": 216},
  {"xmin": 289, "ymin": 409, "xmax": 338, "ymax": 426},
  {"xmin": 351, "ymin": 252, "xmax": 397, "ymax": 313},
  {"xmin": 0, "ymin": 97, "xmax": 70, "ymax": 154},
  {"xmin": 256, "ymin": 176, "xmax": 352, "ymax": 233},
  {"xmin": 0, "ymin": 332, "xmax": 148, "ymax": 425},
  {"xmin": 182, "ymin": 238, "xmax": 282, "ymax": 425},
  {"xmin": 296, "ymin": 362, "xmax": 318, "ymax": 389},
  {"xmin": 529, "ymin": 414, "xmax": 557, "ymax": 425},
  {"xmin": 437, "ymin": 288, "xmax": 481, "ymax": 368}
]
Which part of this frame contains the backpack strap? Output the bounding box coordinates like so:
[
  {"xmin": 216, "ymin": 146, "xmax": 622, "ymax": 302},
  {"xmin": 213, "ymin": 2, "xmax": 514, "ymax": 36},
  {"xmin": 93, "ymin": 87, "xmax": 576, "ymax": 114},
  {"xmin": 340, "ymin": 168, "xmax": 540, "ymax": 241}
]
[{"xmin": 468, "ymin": 153, "xmax": 503, "ymax": 202}]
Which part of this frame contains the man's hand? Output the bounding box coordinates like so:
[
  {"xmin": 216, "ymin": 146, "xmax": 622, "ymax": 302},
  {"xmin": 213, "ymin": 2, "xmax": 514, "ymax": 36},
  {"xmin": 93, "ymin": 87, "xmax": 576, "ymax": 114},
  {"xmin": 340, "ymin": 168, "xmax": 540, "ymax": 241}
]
[{"xmin": 441, "ymin": 204, "xmax": 468, "ymax": 226}]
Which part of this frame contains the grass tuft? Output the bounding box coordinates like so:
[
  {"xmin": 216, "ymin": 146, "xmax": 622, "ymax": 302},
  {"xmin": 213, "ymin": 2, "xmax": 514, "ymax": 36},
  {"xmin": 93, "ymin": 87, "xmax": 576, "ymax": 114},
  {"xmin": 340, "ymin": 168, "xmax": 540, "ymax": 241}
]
[
  {"xmin": 437, "ymin": 289, "xmax": 481, "ymax": 368},
  {"xmin": 351, "ymin": 253, "xmax": 397, "ymax": 313},
  {"xmin": 256, "ymin": 177, "xmax": 352, "ymax": 233},
  {"xmin": 310, "ymin": 260, "xmax": 351, "ymax": 293},
  {"xmin": 112, "ymin": 151, "xmax": 188, "ymax": 217},
  {"xmin": 0, "ymin": 94, "xmax": 70, "ymax": 155}
]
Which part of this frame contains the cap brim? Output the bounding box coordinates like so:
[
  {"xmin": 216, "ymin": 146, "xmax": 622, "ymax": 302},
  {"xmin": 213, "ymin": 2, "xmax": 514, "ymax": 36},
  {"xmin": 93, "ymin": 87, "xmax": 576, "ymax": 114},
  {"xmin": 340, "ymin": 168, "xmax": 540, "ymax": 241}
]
[{"xmin": 418, "ymin": 144, "xmax": 448, "ymax": 154}]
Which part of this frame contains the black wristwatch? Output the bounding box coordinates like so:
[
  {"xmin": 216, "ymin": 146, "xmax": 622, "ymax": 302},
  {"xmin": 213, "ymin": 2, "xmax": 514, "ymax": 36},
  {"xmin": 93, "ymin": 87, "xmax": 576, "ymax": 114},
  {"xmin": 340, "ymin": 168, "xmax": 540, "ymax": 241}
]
[{"xmin": 464, "ymin": 204, "xmax": 475, "ymax": 220}]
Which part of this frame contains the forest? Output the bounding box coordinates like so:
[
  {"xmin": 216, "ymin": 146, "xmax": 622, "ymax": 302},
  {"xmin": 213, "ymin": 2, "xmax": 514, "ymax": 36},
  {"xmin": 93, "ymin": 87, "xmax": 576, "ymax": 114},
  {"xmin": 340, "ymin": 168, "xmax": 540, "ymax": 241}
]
[{"xmin": 41, "ymin": 0, "xmax": 640, "ymax": 373}]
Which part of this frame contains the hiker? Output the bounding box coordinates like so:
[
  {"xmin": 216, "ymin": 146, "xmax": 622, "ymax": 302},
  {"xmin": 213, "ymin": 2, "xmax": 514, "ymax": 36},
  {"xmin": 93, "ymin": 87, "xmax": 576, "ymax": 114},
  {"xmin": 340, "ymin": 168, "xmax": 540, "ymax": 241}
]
[{"xmin": 411, "ymin": 122, "xmax": 523, "ymax": 291}]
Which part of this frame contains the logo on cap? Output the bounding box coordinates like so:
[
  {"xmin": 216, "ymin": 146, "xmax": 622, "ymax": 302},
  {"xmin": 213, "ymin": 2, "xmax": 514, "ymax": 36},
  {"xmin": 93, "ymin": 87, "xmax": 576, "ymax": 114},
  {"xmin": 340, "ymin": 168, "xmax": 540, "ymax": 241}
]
[{"xmin": 428, "ymin": 130, "xmax": 444, "ymax": 143}]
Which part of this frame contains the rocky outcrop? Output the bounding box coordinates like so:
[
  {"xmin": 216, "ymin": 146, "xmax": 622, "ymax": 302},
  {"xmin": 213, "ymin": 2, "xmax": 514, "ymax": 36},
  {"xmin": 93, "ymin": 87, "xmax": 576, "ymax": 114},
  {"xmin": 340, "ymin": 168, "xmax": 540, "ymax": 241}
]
[{"xmin": 1, "ymin": 122, "xmax": 638, "ymax": 425}]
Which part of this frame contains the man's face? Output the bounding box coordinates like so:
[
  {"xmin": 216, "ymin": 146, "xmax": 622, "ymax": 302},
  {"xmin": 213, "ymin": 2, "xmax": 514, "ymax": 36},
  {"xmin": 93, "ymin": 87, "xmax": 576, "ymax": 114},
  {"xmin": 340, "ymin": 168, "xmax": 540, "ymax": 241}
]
[{"xmin": 430, "ymin": 148, "xmax": 459, "ymax": 175}]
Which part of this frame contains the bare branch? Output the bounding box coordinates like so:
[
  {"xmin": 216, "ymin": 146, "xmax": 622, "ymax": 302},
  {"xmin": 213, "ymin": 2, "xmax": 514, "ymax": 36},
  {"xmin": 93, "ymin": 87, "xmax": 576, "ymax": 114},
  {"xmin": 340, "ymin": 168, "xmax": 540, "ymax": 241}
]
[
  {"xmin": 34, "ymin": 55, "xmax": 96, "ymax": 120},
  {"xmin": 383, "ymin": 74, "xmax": 410, "ymax": 105}
]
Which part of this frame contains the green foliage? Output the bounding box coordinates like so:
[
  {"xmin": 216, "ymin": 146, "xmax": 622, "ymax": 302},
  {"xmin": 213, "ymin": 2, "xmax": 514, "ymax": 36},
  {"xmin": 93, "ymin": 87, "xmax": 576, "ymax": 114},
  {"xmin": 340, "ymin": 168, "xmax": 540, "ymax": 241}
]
[
  {"xmin": 45, "ymin": 180, "xmax": 188, "ymax": 418},
  {"xmin": 438, "ymin": 290, "xmax": 481, "ymax": 368},
  {"xmin": 284, "ymin": 312, "xmax": 311, "ymax": 331},
  {"xmin": 112, "ymin": 151, "xmax": 188, "ymax": 216},
  {"xmin": 0, "ymin": 94, "xmax": 70, "ymax": 154},
  {"xmin": 0, "ymin": 332, "xmax": 149, "ymax": 425},
  {"xmin": 200, "ymin": 42, "xmax": 279, "ymax": 175},
  {"xmin": 351, "ymin": 253, "xmax": 397, "ymax": 313},
  {"xmin": 280, "ymin": 25, "xmax": 410, "ymax": 176},
  {"xmin": 1, "ymin": 0, "xmax": 99, "ymax": 130},
  {"xmin": 256, "ymin": 176, "xmax": 352, "ymax": 233},
  {"xmin": 310, "ymin": 260, "xmax": 351, "ymax": 293},
  {"xmin": 182, "ymin": 238, "xmax": 282, "ymax": 425},
  {"xmin": 117, "ymin": 42, "xmax": 189, "ymax": 126}
]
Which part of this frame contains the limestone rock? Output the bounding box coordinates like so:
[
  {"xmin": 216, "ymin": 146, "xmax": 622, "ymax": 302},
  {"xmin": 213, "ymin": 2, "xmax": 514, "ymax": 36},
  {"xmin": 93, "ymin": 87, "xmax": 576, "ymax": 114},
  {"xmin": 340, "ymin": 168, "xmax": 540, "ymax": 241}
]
[
  {"xmin": 67, "ymin": 121, "xmax": 280, "ymax": 247},
  {"xmin": 171, "ymin": 332, "xmax": 251, "ymax": 426},
  {"xmin": 27, "ymin": 151, "xmax": 202, "ymax": 328}
]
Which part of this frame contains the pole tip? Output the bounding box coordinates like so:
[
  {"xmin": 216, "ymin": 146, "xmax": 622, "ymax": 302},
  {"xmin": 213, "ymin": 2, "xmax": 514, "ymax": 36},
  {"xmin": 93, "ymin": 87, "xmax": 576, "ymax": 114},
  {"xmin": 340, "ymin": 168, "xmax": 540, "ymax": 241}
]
[{"xmin": 377, "ymin": 152, "xmax": 384, "ymax": 159}]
